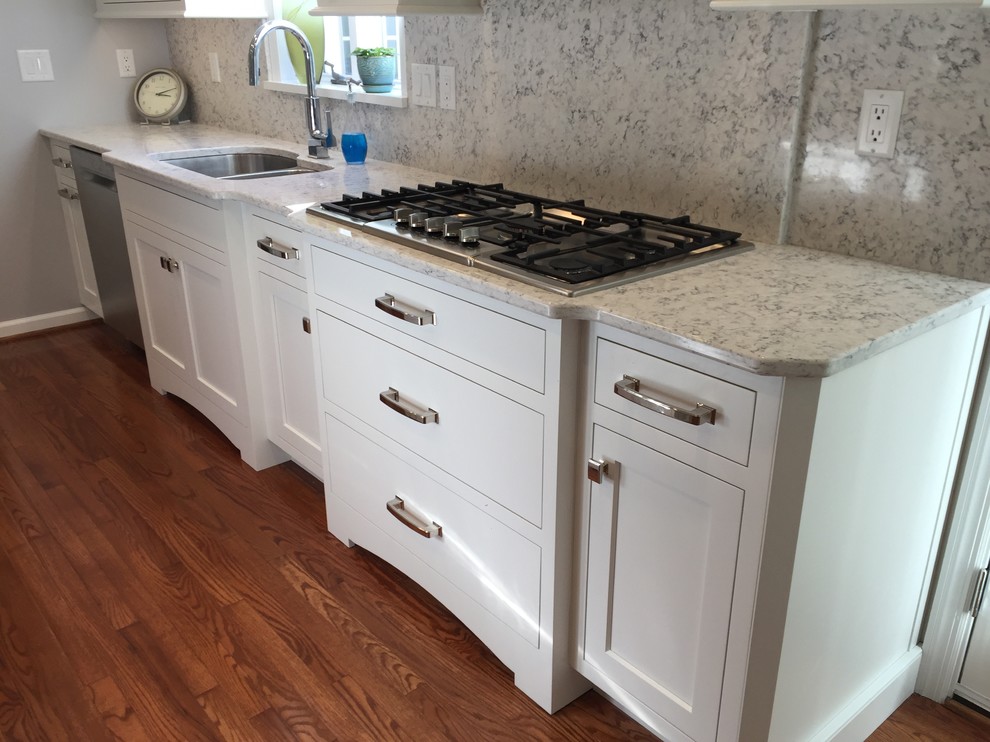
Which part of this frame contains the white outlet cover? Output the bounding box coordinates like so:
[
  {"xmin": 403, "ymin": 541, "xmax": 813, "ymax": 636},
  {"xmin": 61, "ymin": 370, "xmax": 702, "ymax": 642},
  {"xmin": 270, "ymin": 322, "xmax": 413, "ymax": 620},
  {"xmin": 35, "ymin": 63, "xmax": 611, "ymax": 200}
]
[
  {"xmin": 17, "ymin": 50, "xmax": 54, "ymax": 82},
  {"xmin": 856, "ymin": 89, "xmax": 905, "ymax": 159},
  {"xmin": 438, "ymin": 65, "xmax": 455, "ymax": 111}
]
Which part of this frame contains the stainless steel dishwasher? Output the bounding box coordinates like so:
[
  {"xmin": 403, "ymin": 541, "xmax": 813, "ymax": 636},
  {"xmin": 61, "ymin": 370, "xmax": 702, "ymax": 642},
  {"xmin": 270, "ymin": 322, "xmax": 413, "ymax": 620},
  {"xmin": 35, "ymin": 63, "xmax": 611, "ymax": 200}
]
[{"xmin": 70, "ymin": 146, "xmax": 143, "ymax": 349}]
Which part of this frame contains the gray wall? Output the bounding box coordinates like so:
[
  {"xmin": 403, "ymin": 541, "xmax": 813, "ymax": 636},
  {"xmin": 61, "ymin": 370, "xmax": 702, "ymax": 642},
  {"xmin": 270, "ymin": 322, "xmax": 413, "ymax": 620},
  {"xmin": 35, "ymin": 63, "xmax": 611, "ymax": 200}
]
[
  {"xmin": 166, "ymin": 2, "xmax": 990, "ymax": 284},
  {"xmin": 1, "ymin": 0, "xmax": 170, "ymax": 323}
]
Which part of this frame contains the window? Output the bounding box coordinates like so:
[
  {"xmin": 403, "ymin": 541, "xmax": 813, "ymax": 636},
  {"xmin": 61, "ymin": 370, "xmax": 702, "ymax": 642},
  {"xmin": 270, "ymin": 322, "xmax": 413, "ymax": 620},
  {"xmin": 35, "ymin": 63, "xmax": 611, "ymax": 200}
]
[
  {"xmin": 326, "ymin": 15, "xmax": 401, "ymax": 84},
  {"xmin": 270, "ymin": 2, "xmax": 405, "ymax": 100}
]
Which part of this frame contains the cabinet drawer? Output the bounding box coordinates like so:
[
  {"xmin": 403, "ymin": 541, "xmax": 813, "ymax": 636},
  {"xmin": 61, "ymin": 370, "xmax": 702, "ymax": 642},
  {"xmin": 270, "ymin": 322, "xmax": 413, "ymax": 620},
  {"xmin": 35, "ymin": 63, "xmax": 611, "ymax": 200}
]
[
  {"xmin": 49, "ymin": 141, "xmax": 74, "ymax": 172},
  {"xmin": 319, "ymin": 312, "xmax": 544, "ymax": 527},
  {"xmin": 312, "ymin": 247, "xmax": 546, "ymax": 392},
  {"xmin": 248, "ymin": 213, "xmax": 307, "ymax": 279},
  {"xmin": 118, "ymin": 174, "xmax": 225, "ymax": 253},
  {"xmin": 595, "ymin": 338, "xmax": 756, "ymax": 465},
  {"xmin": 327, "ymin": 414, "xmax": 542, "ymax": 647}
]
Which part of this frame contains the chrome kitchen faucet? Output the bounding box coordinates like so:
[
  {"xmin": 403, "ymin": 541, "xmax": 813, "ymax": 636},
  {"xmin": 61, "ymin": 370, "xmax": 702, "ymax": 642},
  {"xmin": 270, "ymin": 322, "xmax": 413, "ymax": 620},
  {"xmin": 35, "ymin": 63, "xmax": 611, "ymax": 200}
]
[{"xmin": 247, "ymin": 20, "xmax": 335, "ymax": 158}]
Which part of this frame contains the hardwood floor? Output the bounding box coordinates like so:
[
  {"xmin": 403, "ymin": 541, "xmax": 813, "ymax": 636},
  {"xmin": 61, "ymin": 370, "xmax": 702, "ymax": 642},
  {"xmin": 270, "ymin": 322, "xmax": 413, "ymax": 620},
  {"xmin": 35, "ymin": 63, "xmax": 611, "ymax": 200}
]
[{"xmin": 0, "ymin": 323, "xmax": 987, "ymax": 741}]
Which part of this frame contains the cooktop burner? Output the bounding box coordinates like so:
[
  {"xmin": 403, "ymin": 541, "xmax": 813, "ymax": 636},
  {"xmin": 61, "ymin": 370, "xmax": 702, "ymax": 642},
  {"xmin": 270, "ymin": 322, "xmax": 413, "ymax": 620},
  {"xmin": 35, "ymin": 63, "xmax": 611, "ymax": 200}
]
[{"xmin": 306, "ymin": 180, "xmax": 752, "ymax": 296}]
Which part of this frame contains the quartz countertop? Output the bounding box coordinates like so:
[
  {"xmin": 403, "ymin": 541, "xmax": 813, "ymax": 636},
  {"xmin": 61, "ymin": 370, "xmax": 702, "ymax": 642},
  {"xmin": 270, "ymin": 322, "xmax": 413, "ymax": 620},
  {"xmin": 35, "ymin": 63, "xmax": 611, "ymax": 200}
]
[{"xmin": 41, "ymin": 123, "xmax": 990, "ymax": 378}]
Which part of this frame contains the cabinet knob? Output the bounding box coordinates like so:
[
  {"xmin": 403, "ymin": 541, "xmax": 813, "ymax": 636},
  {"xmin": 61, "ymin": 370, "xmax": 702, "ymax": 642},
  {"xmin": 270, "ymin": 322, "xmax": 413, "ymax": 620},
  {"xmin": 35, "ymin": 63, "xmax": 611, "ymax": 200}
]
[
  {"xmin": 302, "ymin": 317, "xmax": 311, "ymax": 334},
  {"xmin": 587, "ymin": 458, "xmax": 613, "ymax": 484}
]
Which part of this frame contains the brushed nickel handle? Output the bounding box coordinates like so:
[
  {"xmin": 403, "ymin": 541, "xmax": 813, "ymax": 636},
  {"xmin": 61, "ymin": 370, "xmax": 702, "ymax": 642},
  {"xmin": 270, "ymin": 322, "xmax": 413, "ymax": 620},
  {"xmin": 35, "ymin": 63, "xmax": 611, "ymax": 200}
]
[
  {"xmin": 386, "ymin": 496, "xmax": 442, "ymax": 538},
  {"xmin": 167, "ymin": 258, "xmax": 180, "ymax": 273},
  {"xmin": 159, "ymin": 255, "xmax": 168, "ymax": 270},
  {"xmin": 56, "ymin": 187, "xmax": 78, "ymax": 200},
  {"xmin": 302, "ymin": 317, "xmax": 311, "ymax": 334},
  {"xmin": 379, "ymin": 387, "xmax": 438, "ymax": 425},
  {"xmin": 375, "ymin": 294, "xmax": 436, "ymax": 326},
  {"xmin": 257, "ymin": 236, "xmax": 299, "ymax": 260},
  {"xmin": 614, "ymin": 375, "xmax": 716, "ymax": 426},
  {"xmin": 587, "ymin": 458, "xmax": 612, "ymax": 484},
  {"xmin": 51, "ymin": 157, "xmax": 72, "ymax": 168}
]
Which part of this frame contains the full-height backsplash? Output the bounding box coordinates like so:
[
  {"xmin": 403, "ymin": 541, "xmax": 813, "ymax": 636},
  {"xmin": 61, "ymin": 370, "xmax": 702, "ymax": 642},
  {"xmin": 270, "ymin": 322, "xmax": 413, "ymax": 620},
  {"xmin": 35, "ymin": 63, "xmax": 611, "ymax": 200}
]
[{"xmin": 165, "ymin": 2, "xmax": 990, "ymax": 282}]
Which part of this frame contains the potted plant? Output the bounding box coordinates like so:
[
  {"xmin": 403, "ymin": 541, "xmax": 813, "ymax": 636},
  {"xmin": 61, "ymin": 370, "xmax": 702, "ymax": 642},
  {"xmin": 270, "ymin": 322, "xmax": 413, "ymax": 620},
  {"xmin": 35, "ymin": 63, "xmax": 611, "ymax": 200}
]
[{"xmin": 353, "ymin": 47, "xmax": 396, "ymax": 93}]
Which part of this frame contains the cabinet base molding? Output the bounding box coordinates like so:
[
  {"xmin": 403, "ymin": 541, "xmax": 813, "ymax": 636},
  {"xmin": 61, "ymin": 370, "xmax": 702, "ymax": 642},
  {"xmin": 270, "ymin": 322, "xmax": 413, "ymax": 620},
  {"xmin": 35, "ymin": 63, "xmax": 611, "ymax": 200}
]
[
  {"xmin": 0, "ymin": 307, "xmax": 99, "ymax": 340},
  {"xmin": 148, "ymin": 359, "xmax": 288, "ymax": 472}
]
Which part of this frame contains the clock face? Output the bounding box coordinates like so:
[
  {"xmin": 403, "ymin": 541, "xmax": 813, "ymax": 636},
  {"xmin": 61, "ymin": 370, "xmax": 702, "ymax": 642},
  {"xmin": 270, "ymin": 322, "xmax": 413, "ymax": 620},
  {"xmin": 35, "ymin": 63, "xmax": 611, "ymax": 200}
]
[{"xmin": 134, "ymin": 69, "xmax": 187, "ymax": 123}]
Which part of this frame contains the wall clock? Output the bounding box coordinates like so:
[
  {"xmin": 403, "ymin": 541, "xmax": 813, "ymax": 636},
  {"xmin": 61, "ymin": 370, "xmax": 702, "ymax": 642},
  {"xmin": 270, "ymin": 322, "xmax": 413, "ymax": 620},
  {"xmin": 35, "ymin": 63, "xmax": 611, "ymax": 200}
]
[{"xmin": 133, "ymin": 68, "xmax": 189, "ymax": 125}]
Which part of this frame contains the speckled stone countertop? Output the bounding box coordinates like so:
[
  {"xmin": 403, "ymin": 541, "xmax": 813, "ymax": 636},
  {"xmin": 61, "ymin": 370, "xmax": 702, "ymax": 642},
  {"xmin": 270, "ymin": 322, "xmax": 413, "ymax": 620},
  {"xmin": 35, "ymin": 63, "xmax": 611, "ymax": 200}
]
[{"xmin": 41, "ymin": 123, "xmax": 990, "ymax": 378}]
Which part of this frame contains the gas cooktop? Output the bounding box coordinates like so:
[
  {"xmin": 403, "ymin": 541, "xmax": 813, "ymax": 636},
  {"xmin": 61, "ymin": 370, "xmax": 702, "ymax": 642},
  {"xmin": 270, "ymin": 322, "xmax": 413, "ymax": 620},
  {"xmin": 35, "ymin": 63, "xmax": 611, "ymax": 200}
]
[{"xmin": 306, "ymin": 180, "xmax": 752, "ymax": 297}]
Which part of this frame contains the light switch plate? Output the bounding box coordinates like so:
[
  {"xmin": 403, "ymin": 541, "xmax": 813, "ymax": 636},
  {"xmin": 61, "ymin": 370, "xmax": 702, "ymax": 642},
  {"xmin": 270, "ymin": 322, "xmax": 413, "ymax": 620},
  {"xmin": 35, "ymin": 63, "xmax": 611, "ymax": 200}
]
[
  {"xmin": 411, "ymin": 63, "xmax": 436, "ymax": 108},
  {"xmin": 17, "ymin": 50, "xmax": 54, "ymax": 82},
  {"xmin": 438, "ymin": 65, "xmax": 455, "ymax": 111}
]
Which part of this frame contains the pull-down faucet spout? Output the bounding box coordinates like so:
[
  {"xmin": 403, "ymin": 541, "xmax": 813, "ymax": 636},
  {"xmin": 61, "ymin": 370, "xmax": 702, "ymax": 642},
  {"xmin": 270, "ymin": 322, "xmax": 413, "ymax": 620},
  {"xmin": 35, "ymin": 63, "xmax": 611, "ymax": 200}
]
[{"xmin": 248, "ymin": 19, "xmax": 334, "ymax": 158}]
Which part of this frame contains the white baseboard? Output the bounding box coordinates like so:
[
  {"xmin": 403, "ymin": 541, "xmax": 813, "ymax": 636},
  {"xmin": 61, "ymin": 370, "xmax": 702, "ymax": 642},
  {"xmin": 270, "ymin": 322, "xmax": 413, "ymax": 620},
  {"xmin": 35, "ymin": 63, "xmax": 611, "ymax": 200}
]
[
  {"xmin": 0, "ymin": 307, "xmax": 98, "ymax": 340},
  {"xmin": 811, "ymin": 647, "xmax": 921, "ymax": 742}
]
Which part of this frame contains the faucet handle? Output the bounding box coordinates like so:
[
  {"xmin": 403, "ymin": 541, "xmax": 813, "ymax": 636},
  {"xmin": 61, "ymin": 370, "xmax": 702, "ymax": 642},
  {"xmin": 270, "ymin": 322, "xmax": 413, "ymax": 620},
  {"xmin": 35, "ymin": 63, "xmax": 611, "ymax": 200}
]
[{"xmin": 323, "ymin": 108, "xmax": 336, "ymax": 149}]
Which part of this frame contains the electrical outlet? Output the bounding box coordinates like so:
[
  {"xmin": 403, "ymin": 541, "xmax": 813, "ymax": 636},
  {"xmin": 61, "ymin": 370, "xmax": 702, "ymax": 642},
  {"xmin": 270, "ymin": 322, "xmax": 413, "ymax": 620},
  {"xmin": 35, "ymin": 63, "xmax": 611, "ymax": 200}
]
[
  {"xmin": 856, "ymin": 89, "xmax": 904, "ymax": 159},
  {"xmin": 438, "ymin": 65, "xmax": 455, "ymax": 111},
  {"xmin": 209, "ymin": 52, "xmax": 221, "ymax": 83},
  {"xmin": 116, "ymin": 49, "xmax": 136, "ymax": 78},
  {"xmin": 411, "ymin": 63, "xmax": 436, "ymax": 108}
]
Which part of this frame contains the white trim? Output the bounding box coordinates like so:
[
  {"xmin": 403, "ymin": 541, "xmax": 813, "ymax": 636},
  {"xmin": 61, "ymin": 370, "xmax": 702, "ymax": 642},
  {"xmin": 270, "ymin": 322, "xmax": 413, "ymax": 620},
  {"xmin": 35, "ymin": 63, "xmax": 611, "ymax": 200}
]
[
  {"xmin": 263, "ymin": 79, "xmax": 408, "ymax": 108},
  {"xmin": 917, "ymin": 332, "xmax": 990, "ymax": 703},
  {"xmin": 811, "ymin": 649, "xmax": 922, "ymax": 742},
  {"xmin": 0, "ymin": 307, "xmax": 98, "ymax": 340}
]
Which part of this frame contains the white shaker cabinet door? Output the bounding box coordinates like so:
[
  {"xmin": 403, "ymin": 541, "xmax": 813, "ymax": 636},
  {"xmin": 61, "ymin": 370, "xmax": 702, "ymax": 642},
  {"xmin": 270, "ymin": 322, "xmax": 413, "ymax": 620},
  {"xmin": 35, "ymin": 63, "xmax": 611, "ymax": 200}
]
[
  {"xmin": 256, "ymin": 270, "xmax": 321, "ymax": 469},
  {"xmin": 129, "ymin": 222, "xmax": 191, "ymax": 375},
  {"xmin": 583, "ymin": 424, "xmax": 743, "ymax": 742}
]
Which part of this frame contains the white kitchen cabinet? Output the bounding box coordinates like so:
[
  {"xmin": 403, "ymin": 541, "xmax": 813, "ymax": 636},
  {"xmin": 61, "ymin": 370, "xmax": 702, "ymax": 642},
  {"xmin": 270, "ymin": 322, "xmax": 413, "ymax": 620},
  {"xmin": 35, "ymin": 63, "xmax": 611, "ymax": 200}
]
[
  {"xmin": 94, "ymin": 0, "xmax": 269, "ymax": 19},
  {"xmin": 310, "ymin": 238, "xmax": 588, "ymax": 714},
  {"xmin": 48, "ymin": 140, "xmax": 102, "ymax": 317},
  {"xmin": 711, "ymin": 0, "xmax": 985, "ymax": 9},
  {"xmin": 584, "ymin": 425, "xmax": 744, "ymax": 742},
  {"xmin": 575, "ymin": 313, "xmax": 989, "ymax": 741},
  {"xmin": 117, "ymin": 173, "xmax": 282, "ymax": 471},
  {"xmin": 247, "ymin": 209, "xmax": 321, "ymax": 478}
]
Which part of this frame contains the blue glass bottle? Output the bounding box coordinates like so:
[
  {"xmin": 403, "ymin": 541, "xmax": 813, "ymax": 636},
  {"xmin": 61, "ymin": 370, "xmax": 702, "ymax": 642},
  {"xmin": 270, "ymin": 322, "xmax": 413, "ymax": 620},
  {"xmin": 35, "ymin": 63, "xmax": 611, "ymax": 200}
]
[{"xmin": 341, "ymin": 132, "xmax": 367, "ymax": 164}]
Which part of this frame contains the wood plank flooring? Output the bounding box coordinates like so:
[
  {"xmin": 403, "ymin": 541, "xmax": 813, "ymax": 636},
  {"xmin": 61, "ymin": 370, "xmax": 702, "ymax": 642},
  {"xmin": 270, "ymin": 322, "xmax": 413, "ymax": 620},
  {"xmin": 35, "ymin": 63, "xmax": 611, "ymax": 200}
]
[{"xmin": 1, "ymin": 323, "xmax": 988, "ymax": 741}]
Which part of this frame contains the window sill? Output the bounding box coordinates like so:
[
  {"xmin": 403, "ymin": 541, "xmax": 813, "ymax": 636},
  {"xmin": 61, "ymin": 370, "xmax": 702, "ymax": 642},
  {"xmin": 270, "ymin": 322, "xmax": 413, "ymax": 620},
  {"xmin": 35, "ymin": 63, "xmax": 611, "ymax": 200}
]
[{"xmin": 263, "ymin": 80, "xmax": 408, "ymax": 109}]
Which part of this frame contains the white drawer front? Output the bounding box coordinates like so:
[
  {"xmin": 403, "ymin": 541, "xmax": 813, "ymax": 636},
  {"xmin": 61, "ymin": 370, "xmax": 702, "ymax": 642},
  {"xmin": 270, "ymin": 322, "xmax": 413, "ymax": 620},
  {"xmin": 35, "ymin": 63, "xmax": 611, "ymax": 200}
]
[
  {"xmin": 312, "ymin": 247, "xmax": 546, "ymax": 392},
  {"xmin": 319, "ymin": 312, "xmax": 544, "ymax": 527},
  {"xmin": 595, "ymin": 339, "xmax": 756, "ymax": 465},
  {"xmin": 118, "ymin": 174, "xmax": 225, "ymax": 254},
  {"xmin": 326, "ymin": 414, "xmax": 542, "ymax": 647},
  {"xmin": 248, "ymin": 213, "xmax": 307, "ymax": 279},
  {"xmin": 50, "ymin": 141, "xmax": 74, "ymax": 172}
]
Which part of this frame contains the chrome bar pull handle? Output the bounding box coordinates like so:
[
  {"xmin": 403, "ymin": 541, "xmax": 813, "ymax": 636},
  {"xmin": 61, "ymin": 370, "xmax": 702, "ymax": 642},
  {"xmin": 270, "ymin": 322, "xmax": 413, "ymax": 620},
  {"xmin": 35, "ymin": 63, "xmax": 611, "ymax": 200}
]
[
  {"xmin": 375, "ymin": 294, "xmax": 436, "ymax": 326},
  {"xmin": 51, "ymin": 157, "xmax": 72, "ymax": 168},
  {"xmin": 972, "ymin": 568, "xmax": 989, "ymax": 618},
  {"xmin": 379, "ymin": 387, "xmax": 438, "ymax": 425},
  {"xmin": 386, "ymin": 496, "xmax": 442, "ymax": 538},
  {"xmin": 56, "ymin": 187, "xmax": 78, "ymax": 200},
  {"xmin": 614, "ymin": 375, "xmax": 716, "ymax": 426},
  {"xmin": 257, "ymin": 236, "xmax": 299, "ymax": 260},
  {"xmin": 302, "ymin": 317, "xmax": 311, "ymax": 334},
  {"xmin": 587, "ymin": 458, "xmax": 612, "ymax": 484},
  {"xmin": 167, "ymin": 258, "xmax": 180, "ymax": 273}
]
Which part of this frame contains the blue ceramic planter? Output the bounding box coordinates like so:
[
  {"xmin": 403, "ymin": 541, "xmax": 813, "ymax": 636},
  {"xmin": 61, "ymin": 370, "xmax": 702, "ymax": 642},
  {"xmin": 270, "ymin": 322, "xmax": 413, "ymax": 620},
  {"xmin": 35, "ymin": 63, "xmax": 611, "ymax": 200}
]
[{"xmin": 356, "ymin": 56, "xmax": 395, "ymax": 94}]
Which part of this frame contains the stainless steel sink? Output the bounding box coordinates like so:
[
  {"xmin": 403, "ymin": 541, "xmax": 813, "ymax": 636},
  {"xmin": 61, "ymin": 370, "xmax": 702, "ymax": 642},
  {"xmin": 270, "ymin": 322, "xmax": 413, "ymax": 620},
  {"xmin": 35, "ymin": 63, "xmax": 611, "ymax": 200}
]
[{"xmin": 163, "ymin": 152, "xmax": 313, "ymax": 180}]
